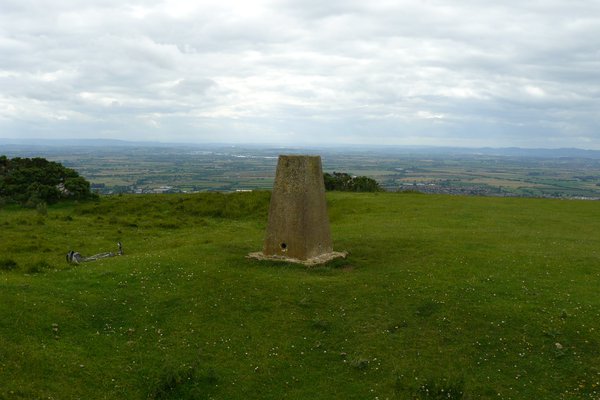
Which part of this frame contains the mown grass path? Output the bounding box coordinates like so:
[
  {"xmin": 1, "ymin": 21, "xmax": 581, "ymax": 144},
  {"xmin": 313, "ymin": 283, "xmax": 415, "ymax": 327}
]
[{"xmin": 1, "ymin": 192, "xmax": 599, "ymax": 399}]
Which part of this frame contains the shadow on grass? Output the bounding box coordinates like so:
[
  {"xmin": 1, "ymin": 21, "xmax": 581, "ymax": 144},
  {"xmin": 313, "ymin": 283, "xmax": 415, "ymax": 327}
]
[
  {"xmin": 245, "ymin": 256, "xmax": 356, "ymax": 275},
  {"xmin": 395, "ymin": 374, "xmax": 466, "ymax": 399},
  {"xmin": 147, "ymin": 364, "xmax": 219, "ymax": 400}
]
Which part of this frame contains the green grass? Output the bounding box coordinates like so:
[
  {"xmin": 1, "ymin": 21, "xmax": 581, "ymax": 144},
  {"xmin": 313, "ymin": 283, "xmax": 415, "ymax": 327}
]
[{"xmin": 1, "ymin": 192, "xmax": 599, "ymax": 399}]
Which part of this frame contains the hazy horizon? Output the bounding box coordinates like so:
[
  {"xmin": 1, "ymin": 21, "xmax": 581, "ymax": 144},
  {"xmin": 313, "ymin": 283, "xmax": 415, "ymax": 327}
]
[{"xmin": 5, "ymin": 137, "xmax": 600, "ymax": 156}]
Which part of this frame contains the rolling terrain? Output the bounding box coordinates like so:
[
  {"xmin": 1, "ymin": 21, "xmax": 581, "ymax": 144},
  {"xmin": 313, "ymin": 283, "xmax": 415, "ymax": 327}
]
[{"xmin": 1, "ymin": 192, "xmax": 599, "ymax": 399}]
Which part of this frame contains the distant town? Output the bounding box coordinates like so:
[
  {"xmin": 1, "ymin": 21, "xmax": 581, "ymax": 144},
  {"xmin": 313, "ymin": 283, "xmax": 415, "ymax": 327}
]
[{"xmin": 3, "ymin": 140, "xmax": 600, "ymax": 200}]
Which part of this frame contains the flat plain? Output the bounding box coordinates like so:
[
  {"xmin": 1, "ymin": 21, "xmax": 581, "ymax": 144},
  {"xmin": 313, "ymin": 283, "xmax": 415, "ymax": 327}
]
[{"xmin": 4, "ymin": 143, "xmax": 600, "ymax": 198}]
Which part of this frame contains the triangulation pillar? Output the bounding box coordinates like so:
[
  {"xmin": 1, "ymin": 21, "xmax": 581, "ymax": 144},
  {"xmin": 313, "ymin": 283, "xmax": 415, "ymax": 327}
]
[{"xmin": 248, "ymin": 155, "xmax": 346, "ymax": 266}]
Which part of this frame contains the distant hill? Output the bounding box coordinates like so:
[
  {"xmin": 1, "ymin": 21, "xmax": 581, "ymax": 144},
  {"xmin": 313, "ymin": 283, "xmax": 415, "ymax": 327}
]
[
  {"xmin": 0, "ymin": 138, "xmax": 166, "ymax": 147},
  {"xmin": 2, "ymin": 138, "xmax": 600, "ymax": 159},
  {"xmin": 347, "ymin": 145, "xmax": 600, "ymax": 159}
]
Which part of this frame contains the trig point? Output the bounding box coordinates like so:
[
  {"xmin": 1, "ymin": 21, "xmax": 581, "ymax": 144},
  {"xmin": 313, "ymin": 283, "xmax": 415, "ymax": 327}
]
[{"xmin": 248, "ymin": 155, "xmax": 346, "ymax": 266}]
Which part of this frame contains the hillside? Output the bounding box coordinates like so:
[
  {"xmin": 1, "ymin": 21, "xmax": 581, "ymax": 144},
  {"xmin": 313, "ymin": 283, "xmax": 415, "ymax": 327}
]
[{"xmin": 1, "ymin": 192, "xmax": 599, "ymax": 399}]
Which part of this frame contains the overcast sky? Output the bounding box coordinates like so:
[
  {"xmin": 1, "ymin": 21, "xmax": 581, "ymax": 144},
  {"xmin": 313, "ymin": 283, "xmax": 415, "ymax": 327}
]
[{"xmin": 1, "ymin": 0, "xmax": 599, "ymax": 148}]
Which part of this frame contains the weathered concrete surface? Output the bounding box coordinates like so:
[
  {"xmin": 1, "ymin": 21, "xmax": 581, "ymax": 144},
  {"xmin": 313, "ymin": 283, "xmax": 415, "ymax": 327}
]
[
  {"xmin": 249, "ymin": 155, "xmax": 345, "ymax": 265},
  {"xmin": 247, "ymin": 250, "xmax": 347, "ymax": 266}
]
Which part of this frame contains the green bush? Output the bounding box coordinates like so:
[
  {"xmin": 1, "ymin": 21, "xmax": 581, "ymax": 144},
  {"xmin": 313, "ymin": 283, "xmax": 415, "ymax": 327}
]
[
  {"xmin": 0, "ymin": 155, "xmax": 97, "ymax": 206},
  {"xmin": 324, "ymin": 172, "xmax": 383, "ymax": 192}
]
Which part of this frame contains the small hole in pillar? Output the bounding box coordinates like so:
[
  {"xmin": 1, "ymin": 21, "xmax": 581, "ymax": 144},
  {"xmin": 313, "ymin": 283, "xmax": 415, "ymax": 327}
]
[{"xmin": 280, "ymin": 243, "xmax": 287, "ymax": 251}]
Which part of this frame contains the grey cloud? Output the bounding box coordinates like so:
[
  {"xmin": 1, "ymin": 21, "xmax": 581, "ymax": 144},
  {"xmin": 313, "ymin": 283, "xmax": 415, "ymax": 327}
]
[
  {"xmin": 172, "ymin": 78, "xmax": 217, "ymax": 96},
  {"xmin": 1, "ymin": 0, "xmax": 599, "ymax": 147}
]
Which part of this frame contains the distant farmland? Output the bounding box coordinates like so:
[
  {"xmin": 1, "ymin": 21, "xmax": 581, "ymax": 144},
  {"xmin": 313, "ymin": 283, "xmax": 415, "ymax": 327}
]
[{"xmin": 3, "ymin": 143, "xmax": 600, "ymax": 198}]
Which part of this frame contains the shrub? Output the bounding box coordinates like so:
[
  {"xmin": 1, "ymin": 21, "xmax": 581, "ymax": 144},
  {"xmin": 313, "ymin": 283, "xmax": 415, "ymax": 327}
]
[
  {"xmin": 324, "ymin": 172, "xmax": 383, "ymax": 192},
  {"xmin": 0, "ymin": 155, "xmax": 96, "ymax": 206}
]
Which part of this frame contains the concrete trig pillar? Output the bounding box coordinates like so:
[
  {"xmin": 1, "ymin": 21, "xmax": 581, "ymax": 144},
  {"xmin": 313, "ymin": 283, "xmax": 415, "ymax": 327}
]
[{"xmin": 248, "ymin": 155, "xmax": 346, "ymax": 265}]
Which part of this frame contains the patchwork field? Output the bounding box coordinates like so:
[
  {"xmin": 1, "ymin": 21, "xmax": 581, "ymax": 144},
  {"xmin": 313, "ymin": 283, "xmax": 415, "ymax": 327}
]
[
  {"xmin": 4, "ymin": 143, "xmax": 600, "ymax": 198},
  {"xmin": 1, "ymin": 192, "xmax": 599, "ymax": 399}
]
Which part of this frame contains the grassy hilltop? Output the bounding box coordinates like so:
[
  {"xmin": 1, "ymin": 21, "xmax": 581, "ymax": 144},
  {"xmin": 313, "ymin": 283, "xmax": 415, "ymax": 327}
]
[{"xmin": 1, "ymin": 192, "xmax": 599, "ymax": 399}]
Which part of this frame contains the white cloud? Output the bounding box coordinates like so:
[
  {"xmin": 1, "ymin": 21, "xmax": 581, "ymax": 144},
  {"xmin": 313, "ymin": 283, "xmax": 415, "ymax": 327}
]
[{"xmin": 0, "ymin": 0, "xmax": 599, "ymax": 147}]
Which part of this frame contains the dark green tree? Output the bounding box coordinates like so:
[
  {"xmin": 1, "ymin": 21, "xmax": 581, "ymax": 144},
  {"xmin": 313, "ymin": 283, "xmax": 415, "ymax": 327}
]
[
  {"xmin": 0, "ymin": 156, "xmax": 97, "ymax": 206},
  {"xmin": 323, "ymin": 172, "xmax": 383, "ymax": 192}
]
